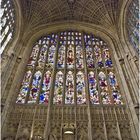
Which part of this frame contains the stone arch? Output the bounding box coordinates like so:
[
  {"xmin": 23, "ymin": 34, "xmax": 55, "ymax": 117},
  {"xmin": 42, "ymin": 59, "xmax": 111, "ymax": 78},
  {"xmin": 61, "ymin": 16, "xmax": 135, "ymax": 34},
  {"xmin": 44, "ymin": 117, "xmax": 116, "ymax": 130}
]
[
  {"xmin": 2, "ymin": 22, "xmax": 138, "ymax": 140},
  {"xmin": 118, "ymin": 0, "xmax": 138, "ymax": 57},
  {"xmin": 7, "ymin": 22, "xmax": 130, "ymax": 108}
]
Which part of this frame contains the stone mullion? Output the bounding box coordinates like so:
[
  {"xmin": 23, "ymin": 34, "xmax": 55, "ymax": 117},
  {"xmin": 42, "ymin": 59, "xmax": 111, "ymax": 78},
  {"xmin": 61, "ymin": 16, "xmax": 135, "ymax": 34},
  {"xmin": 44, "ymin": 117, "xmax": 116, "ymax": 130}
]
[
  {"xmin": 1, "ymin": 19, "xmax": 9, "ymax": 37},
  {"xmin": 113, "ymin": 108, "xmax": 123, "ymax": 140},
  {"xmin": 15, "ymin": 109, "xmax": 24, "ymax": 140},
  {"xmin": 102, "ymin": 108, "xmax": 108, "ymax": 140},
  {"xmin": 43, "ymin": 33, "xmax": 60, "ymax": 140},
  {"xmin": 1, "ymin": 8, "xmax": 7, "ymax": 20},
  {"xmin": 91, "ymin": 36, "xmax": 102, "ymax": 105},
  {"xmin": 24, "ymin": 44, "xmax": 42, "ymax": 104},
  {"xmin": 82, "ymin": 33, "xmax": 91, "ymax": 106},
  {"xmin": 96, "ymin": 68, "xmax": 103, "ymax": 104},
  {"xmin": 36, "ymin": 40, "xmax": 50, "ymax": 104},
  {"xmin": 1, "ymin": 25, "xmax": 11, "ymax": 46},
  {"xmin": 62, "ymin": 33, "xmax": 68, "ymax": 139},
  {"xmin": 94, "ymin": 39, "xmax": 103, "ymax": 105},
  {"xmin": 74, "ymin": 34, "xmax": 77, "ymax": 106},
  {"xmin": 73, "ymin": 32, "xmax": 77, "ymax": 140},
  {"xmin": 62, "ymin": 33, "xmax": 68, "ymax": 106},
  {"xmin": 105, "ymin": 67, "xmax": 114, "ymax": 104},
  {"xmin": 81, "ymin": 32, "xmax": 92, "ymax": 140},
  {"xmin": 29, "ymin": 106, "xmax": 37, "ymax": 140}
]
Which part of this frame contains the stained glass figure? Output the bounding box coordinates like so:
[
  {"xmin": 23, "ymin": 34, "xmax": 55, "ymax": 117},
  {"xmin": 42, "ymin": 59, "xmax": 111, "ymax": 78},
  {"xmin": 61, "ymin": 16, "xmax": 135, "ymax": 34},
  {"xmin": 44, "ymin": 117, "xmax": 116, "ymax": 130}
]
[
  {"xmin": 67, "ymin": 45, "xmax": 74, "ymax": 69},
  {"xmin": 108, "ymin": 71, "xmax": 123, "ymax": 104},
  {"xmin": 103, "ymin": 47, "xmax": 112, "ymax": 67},
  {"xmin": 47, "ymin": 45, "xmax": 56, "ymax": 68},
  {"xmin": 99, "ymin": 71, "xmax": 111, "ymax": 104},
  {"xmin": 37, "ymin": 45, "xmax": 48, "ymax": 67},
  {"xmin": 16, "ymin": 31, "xmax": 123, "ymax": 106},
  {"xmin": 53, "ymin": 71, "xmax": 64, "ymax": 104},
  {"xmin": 28, "ymin": 45, "xmax": 40, "ymax": 67},
  {"xmin": 39, "ymin": 71, "xmax": 52, "ymax": 104},
  {"xmin": 57, "ymin": 45, "xmax": 65, "ymax": 68},
  {"xmin": 86, "ymin": 46, "xmax": 94, "ymax": 68},
  {"xmin": 76, "ymin": 71, "xmax": 86, "ymax": 104},
  {"xmin": 88, "ymin": 71, "xmax": 99, "ymax": 104},
  {"xmin": 65, "ymin": 71, "xmax": 74, "ymax": 104},
  {"xmin": 28, "ymin": 71, "xmax": 42, "ymax": 103},
  {"xmin": 16, "ymin": 70, "xmax": 32, "ymax": 103},
  {"xmin": 94, "ymin": 44, "xmax": 103, "ymax": 68},
  {"xmin": 76, "ymin": 46, "xmax": 84, "ymax": 69}
]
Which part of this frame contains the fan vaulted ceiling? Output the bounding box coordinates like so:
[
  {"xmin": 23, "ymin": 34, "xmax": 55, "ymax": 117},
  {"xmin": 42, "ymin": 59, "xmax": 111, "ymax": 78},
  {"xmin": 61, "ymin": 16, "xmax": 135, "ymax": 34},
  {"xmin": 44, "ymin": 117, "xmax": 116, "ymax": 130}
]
[{"xmin": 19, "ymin": 0, "xmax": 123, "ymax": 29}]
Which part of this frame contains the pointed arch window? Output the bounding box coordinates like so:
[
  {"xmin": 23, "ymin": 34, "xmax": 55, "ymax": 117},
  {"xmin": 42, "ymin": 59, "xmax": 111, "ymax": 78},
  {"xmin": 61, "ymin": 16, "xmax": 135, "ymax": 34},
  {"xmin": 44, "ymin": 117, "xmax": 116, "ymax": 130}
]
[
  {"xmin": 16, "ymin": 31, "xmax": 123, "ymax": 105},
  {"xmin": 127, "ymin": 0, "xmax": 139, "ymax": 53},
  {"xmin": 0, "ymin": 0, "xmax": 15, "ymax": 54}
]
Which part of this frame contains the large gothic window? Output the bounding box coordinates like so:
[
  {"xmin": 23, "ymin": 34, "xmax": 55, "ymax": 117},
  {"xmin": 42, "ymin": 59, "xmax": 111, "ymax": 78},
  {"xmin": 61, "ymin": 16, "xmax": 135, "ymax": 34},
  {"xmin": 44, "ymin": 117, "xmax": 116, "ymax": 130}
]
[
  {"xmin": 127, "ymin": 0, "xmax": 139, "ymax": 53},
  {"xmin": 16, "ymin": 31, "xmax": 123, "ymax": 105},
  {"xmin": 0, "ymin": 0, "xmax": 15, "ymax": 54}
]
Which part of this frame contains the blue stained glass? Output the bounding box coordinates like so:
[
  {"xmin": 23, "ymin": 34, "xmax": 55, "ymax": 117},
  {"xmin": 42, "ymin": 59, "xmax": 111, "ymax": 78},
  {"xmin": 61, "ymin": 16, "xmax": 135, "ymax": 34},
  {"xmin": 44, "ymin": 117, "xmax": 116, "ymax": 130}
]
[
  {"xmin": 94, "ymin": 44, "xmax": 103, "ymax": 68},
  {"xmin": 16, "ymin": 70, "xmax": 32, "ymax": 103},
  {"xmin": 16, "ymin": 31, "xmax": 123, "ymax": 106},
  {"xmin": 99, "ymin": 71, "xmax": 111, "ymax": 104},
  {"xmin": 76, "ymin": 71, "xmax": 86, "ymax": 104},
  {"xmin": 39, "ymin": 71, "xmax": 52, "ymax": 104},
  {"xmin": 86, "ymin": 46, "xmax": 94, "ymax": 68},
  {"xmin": 108, "ymin": 71, "xmax": 123, "ymax": 104},
  {"xmin": 88, "ymin": 71, "xmax": 99, "ymax": 104},
  {"xmin": 103, "ymin": 48, "xmax": 112, "ymax": 67},
  {"xmin": 28, "ymin": 71, "xmax": 42, "ymax": 103}
]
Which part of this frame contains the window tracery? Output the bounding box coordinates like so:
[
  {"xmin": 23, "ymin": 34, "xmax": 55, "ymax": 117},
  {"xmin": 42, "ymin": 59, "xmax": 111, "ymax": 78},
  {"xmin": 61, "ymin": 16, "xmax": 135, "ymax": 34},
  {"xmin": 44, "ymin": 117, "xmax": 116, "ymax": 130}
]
[
  {"xmin": 16, "ymin": 31, "xmax": 123, "ymax": 105},
  {"xmin": 0, "ymin": 0, "xmax": 15, "ymax": 54},
  {"xmin": 127, "ymin": 0, "xmax": 139, "ymax": 53}
]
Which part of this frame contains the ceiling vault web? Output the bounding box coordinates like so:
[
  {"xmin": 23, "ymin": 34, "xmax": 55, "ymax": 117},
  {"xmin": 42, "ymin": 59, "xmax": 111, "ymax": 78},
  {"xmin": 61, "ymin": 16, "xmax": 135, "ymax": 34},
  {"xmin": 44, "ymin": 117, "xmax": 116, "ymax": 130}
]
[{"xmin": 19, "ymin": 0, "xmax": 124, "ymax": 30}]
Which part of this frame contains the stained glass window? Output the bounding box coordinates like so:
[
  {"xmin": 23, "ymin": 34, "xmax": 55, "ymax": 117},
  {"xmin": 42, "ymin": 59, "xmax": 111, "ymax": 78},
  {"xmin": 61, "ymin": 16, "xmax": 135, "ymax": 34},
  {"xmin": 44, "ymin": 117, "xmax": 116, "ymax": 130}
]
[
  {"xmin": 39, "ymin": 71, "xmax": 52, "ymax": 104},
  {"xmin": 53, "ymin": 71, "xmax": 64, "ymax": 104},
  {"xmin": 16, "ymin": 31, "xmax": 123, "ymax": 105},
  {"xmin": 0, "ymin": 0, "xmax": 15, "ymax": 54},
  {"xmin": 127, "ymin": 0, "xmax": 139, "ymax": 53},
  {"xmin": 76, "ymin": 71, "xmax": 86, "ymax": 104},
  {"xmin": 88, "ymin": 71, "xmax": 99, "ymax": 104}
]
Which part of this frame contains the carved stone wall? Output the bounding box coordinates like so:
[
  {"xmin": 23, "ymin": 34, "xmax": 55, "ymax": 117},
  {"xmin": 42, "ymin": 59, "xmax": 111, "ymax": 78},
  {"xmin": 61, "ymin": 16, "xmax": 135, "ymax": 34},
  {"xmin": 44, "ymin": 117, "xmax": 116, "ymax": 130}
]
[{"xmin": 2, "ymin": 105, "xmax": 136, "ymax": 140}]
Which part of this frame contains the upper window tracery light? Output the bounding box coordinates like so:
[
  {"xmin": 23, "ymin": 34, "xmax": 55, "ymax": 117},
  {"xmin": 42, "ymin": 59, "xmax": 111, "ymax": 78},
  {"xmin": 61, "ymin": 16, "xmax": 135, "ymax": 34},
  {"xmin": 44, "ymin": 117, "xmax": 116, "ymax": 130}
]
[{"xmin": 0, "ymin": 0, "xmax": 15, "ymax": 54}]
